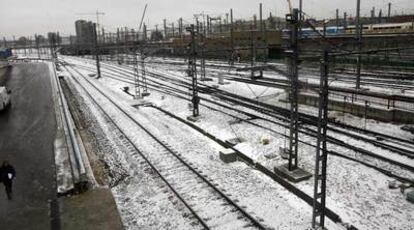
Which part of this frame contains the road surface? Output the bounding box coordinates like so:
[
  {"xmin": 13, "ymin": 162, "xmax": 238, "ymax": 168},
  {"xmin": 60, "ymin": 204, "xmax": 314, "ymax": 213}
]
[{"xmin": 0, "ymin": 63, "xmax": 57, "ymax": 229}]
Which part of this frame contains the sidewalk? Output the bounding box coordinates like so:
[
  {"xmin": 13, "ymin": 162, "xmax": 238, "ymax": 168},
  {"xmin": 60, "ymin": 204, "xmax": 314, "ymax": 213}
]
[{"xmin": 59, "ymin": 188, "xmax": 123, "ymax": 230}]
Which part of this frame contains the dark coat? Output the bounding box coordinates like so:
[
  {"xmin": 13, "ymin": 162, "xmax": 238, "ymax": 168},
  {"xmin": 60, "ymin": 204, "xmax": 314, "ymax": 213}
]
[{"xmin": 0, "ymin": 165, "xmax": 16, "ymax": 184}]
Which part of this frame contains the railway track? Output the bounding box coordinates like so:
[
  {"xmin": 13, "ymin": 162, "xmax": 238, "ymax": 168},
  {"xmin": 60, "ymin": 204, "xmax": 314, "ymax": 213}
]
[
  {"xmin": 136, "ymin": 57, "xmax": 414, "ymax": 91},
  {"xmin": 195, "ymin": 64, "xmax": 414, "ymax": 90},
  {"xmin": 68, "ymin": 57, "xmax": 414, "ymax": 143},
  {"xmin": 62, "ymin": 62, "xmax": 268, "ymax": 230},
  {"xmin": 94, "ymin": 56, "xmax": 414, "ymax": 115},
  {"xmin": 200, "ymin": 86, "xmax": 414, "ymax": 160},
  {"xmin": 63, "ymin": 57, "xmax": 414, "ymax": 175}
]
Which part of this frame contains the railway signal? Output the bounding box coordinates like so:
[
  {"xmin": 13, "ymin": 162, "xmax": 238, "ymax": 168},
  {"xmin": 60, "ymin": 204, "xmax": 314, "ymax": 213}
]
[{"xmin": 274, "ymin": 8, "xmax": 312, "ymax": 183}]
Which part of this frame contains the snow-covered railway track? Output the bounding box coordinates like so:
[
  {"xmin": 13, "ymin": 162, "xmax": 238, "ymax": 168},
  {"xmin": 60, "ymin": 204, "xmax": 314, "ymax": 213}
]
[
  {"xmin": 63, "ymin": 58, "xmax": 414, "ymax": 179},
  {"xmin": 62, "ymin": 63, "xmax": 268, "ymax": 230},
  {"xmin": 87, "ymin": 58, "xmax": 414, "ymax": 147}
]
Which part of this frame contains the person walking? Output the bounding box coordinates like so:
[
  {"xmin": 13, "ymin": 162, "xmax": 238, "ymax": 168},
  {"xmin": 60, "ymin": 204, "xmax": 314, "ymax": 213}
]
[{"xmin": 0, "ymin": 161, "xmax": 16, "ymax": 200}]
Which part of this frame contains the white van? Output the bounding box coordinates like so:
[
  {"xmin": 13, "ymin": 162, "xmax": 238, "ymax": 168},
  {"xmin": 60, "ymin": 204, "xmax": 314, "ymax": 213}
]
[{"xmin": 0, "ymin": 86, "xmax": 11, "ymax": 111}]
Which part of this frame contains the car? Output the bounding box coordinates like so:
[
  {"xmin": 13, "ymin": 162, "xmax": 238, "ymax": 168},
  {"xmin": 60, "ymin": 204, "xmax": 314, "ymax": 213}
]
[{"xmin": 0, "ymin": 86, "xmax": 12, "ymax": 111}]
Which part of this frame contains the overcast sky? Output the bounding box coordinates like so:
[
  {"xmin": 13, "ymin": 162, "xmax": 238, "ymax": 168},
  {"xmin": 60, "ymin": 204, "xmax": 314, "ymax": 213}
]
[{"xmin": 1, "ymin": 0, "xmax": 413, "ymax": 39}]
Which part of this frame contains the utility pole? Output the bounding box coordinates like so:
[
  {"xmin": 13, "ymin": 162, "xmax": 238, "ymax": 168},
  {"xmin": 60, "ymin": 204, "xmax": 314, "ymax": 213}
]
[
  {"xmin": 186, "ymin": 25, "xmax": 200, "ymax": 118},
  {"xmin": 140, "ymin": 53, "xmax": 149, "ymax": 96},
  {"xmin": 287, "ymin": 8, "xmax": 300, "ymax": 171},
  {"xmin": 35, "ymin": 34, "xmax": 40, "ymax": 59},
  {"xmin": 379, "ymin": 9, "xmax": 383, "ymax": 23},
  {"xmin": 29, "ymin": 36, "xmax": 32, "ymax": 55},
  {"xmin": 200, "ymin": 42, "xmax": 206, "ymax": 81},
  {"xmin": 412, "ymin": 16, "xmax": 414, "ymax": 31},
  {"xmin": 260, "ymin": 3, "xmax": 266, "ymax": 63},
  {"xmin": 93, "ymin": 23, "xmax": 102, "ymax": 79},
  {"xmin": 226, "ymin": 13, "xmax": 229, "ymax": 26},
  {"xmin": 124, "ymin": 26, "xmax": 128, "ymax": 43},
  {"xmin": 250, "ymin": 24, "xmax": 256, "ymax": 79},
  {"xmin": 230, "ymin": 9, "xmax": 234, "ymax": 64},
  {"xmin": 356, "ymin": 0, "xmax": 362, "ymax": 89},
  {"xmin": 143, "ymin": 24, "xmax": 148, "ymax": 41},
  {"xmin": 116, "ymin": 28, "xmax": 121, "ymax": 64},
  {"xmin": 203, "ymin": 14, "xmax": 206, "ymax": 37},
  {"xmin": 136, "ymin": 4, "xmax": 149, "ymax": 98},
  {"xmin": 274, "ymin": 7, "xmax": 311, "ymax": 183},
  {"xmin": 137, "ymin": 45, "xmax": 149, "ymax": 98},
  {"xmin": 299, "ymin": 0, "xmax": 303, "ymax": 21},
  {"xmin": 195, "ymin": 16, "xmax": 200, "ymax": 34},
  {"xmin": 207, "ymin": 15, "xmax": 210, "ymax": 35},
  {"xmin": 388, "ymin": 2, "xmax": 392, "ymax": 18},
  {"xmin": 102, "ymin": 28, "xmax": 105, "ymax": 44},
  {"xmin": 179, "ymin": 18, "xmax": 183, "ymax": 39},
  {"xmin": 163, "ymin": 19, "xmax": 167, "ymax": 40},
  {"xmin": 124, "ymin": 27, "xmax": 128, "ymax": 62},
  {"xmin": 312, "ymin": 49, "xmax": 330, "ymax": 229},
  {"xmin": 269, "ymin": 12, "xmax": 274, "ymax": 29},
  {"xmin": 371, "ymin": 7, "xmax": 375, "ymax": 19},
  {"xmin": 48, "ymin": 33, "xmax": 57, "ymax": 60},
  {"xmin": 69, "ymin": 34, "xmax": 73, "ymax": 55},
  {"xmin": 219, "ymin": 18, "xmax": 223, "ymax": 33},
  {"xmin": 57, "ymin": 32, "xmax": 61, "ymax": 47},
  {"xmin": 172, "ymin": 23, "xmax": 175, "ymax": 37},
  {"xmin": 133, "ymin": 50, "xmax": 141, "ymax": 99},
  {"xmin": 336, "ymin": 9, "xmax": 339, "ymax": 27},
  {"xmin": 344, "ymin": 12, "xmax": 348, "ymax": 29},
  {"xmin": 253, "ymin": 15, "xmax": 257, "ymax": 29},
  {"xmin": 28, "ymin": 36, "xmax": 32, "ymax": 54},
  {"xmin": 24, "ymin": 37, "xmax": 27, "ymax": 56},
  {"xmin": 199, "ymin": 20, "xmax": 206, "ymax": 81}
]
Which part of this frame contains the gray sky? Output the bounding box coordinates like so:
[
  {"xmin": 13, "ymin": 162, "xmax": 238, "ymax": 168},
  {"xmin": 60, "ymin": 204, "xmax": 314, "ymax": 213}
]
[{"xmin": 1, "ymin": 0, "xmax": 413, "ymax": 39}]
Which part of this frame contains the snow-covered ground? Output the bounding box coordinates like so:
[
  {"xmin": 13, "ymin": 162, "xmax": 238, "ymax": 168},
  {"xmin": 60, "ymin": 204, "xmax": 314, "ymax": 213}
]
[{"xmin": 58, "ymin": 55, "xmax": 414, "ymax": 229}]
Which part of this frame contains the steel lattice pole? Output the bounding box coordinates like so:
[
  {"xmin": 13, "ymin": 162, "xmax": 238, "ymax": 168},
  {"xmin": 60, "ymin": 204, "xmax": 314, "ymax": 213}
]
[
  {"xmin": 312, "ymin": 49, "xmax": 329, "ymax": 228},
  {"xmin": 287, "ymin": 9, "xmax": 300, "ymax": 171}
]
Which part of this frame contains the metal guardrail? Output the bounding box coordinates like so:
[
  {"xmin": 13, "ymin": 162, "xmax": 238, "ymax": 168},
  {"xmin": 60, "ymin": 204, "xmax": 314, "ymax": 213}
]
[{"xmin": 50, "ymin": 62, "xmax": 88, "ymax": 195}]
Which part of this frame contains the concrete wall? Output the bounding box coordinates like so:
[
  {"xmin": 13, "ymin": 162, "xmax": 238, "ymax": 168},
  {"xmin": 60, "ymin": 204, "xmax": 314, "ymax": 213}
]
[{"xmin": 298, "ymin": 93, "xmax": 414, "ymax": 124}]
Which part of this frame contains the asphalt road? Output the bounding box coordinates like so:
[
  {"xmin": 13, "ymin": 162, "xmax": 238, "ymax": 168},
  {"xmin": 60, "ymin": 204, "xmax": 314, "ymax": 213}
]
[{"xmin": 0, "ymin": 63, "xmax": 57, "ymax": 229}]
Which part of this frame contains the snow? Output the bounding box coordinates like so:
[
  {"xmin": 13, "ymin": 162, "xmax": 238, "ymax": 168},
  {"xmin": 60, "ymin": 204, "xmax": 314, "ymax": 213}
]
[
  {"xmin": 59, "ymin": 55, "xmax": 414, "ymax": 230},
  {"xmin": 64, "ymin": 68, "xmax": 198, "ymax": 229}
]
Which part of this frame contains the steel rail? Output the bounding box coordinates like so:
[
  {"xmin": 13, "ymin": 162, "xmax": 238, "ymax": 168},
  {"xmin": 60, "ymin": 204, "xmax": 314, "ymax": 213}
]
[
  {"xmin": 66, "ymin": 58, "xmax": 414, "ymax": 170},
  {"xmin": 63, "ymin": 62, "xmax": 268, "ymax": 230}
]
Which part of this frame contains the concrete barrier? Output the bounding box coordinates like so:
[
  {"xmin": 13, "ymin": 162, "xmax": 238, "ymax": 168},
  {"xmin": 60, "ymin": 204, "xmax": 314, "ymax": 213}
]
[{"xmin": 298, "ymin": 93, "xmax": 414, "ymax": 124}]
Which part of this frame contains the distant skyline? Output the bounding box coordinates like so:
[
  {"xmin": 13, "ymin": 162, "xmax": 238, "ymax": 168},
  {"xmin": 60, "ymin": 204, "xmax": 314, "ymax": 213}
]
[{"xmin": 1, "ymin": 0, "xmax": 413, "ymax": 39}]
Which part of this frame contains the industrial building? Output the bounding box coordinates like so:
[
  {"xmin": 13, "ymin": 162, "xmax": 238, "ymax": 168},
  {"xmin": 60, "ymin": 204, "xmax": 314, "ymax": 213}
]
[{"xmin": 75, "ymin": 20, "xmax": 95, "ymax": 49}]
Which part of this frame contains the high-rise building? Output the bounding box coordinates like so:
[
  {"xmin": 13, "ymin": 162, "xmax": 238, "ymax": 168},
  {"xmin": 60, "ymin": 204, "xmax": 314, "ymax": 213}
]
[{"xmin": 75, "ymin": 20, "xmax": 95, "ymax": 47}]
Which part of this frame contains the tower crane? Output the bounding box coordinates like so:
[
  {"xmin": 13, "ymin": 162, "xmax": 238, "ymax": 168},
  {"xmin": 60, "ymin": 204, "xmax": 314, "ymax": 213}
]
[
  {"xmin": 286, "ymin": 0, "xmax": 293, "ymax": 14},
  {"xmin": 138, "ymin": 4, "xmax": 148, "ymax": 33}
]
